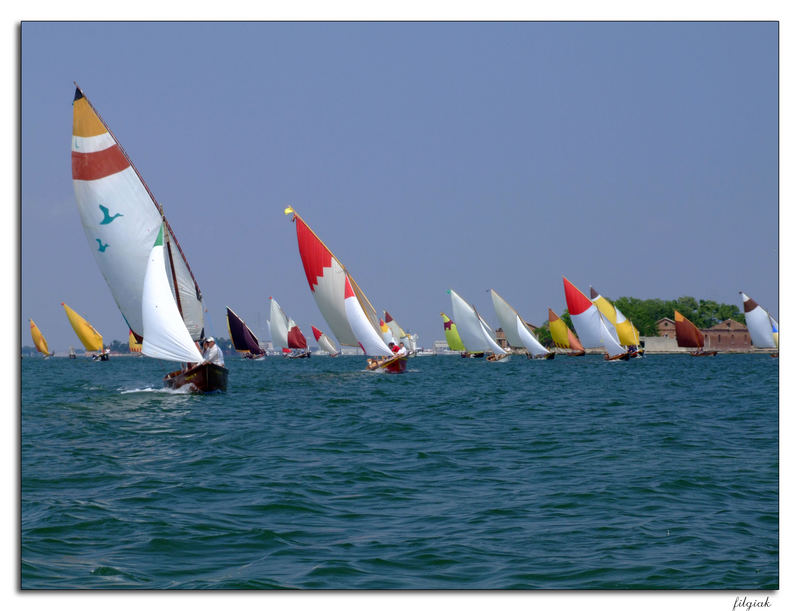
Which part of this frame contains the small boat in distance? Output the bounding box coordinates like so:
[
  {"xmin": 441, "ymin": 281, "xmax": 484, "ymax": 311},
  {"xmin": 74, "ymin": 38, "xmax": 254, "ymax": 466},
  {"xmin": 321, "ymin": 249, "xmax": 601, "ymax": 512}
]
[
  {"xmin": 61, "ymin": 302, "xmax": 104, "ymax": 359},
  {"xmin": 68, "ymin": 346, "xmax": 77, "ymax": 359},
  {"xmin": 285, "ymin": 207, "xmax": 406, "ymax": 372},
  {"xmin": 562, "ymin": 277, "xmax": 628, "ymax": 361},
  {"xmin": 548, "ymin": 308, "xmax": 585, "ymax": 356},
  {"xmin": 311, "ymin": 325, "xmax": 340, "ymax": 356},
  {"xmin": 590, "ymin": 286, "xmax": 643, "ymax": 357},
  {"xmin": 440, "ymin": 313, "xmax": 472, "ymax": 356},
  {"xmin": 674, "ymin": 310, "xmax": 717, "ymax": 356},
  {"xmin": 489, "ymin": 289, "xmax": 553, "ymax": 359},
  {"xmin": 226, "ymin": 306, "xmax": 266, "ymax": 359},
  {"xmin": 740, "ymin": 292, "xmax": 778, "ymax": 357},
  {"xmin": 449, "ymin": 289, "xmax": 509, "ymax": 362},
  {"xmin": 29, "ymin": 319, "xmax": 53, "ymax": 358},
  {"xmin": 269, "ymin": 297, "xmax": 311, "ymax": 359}
]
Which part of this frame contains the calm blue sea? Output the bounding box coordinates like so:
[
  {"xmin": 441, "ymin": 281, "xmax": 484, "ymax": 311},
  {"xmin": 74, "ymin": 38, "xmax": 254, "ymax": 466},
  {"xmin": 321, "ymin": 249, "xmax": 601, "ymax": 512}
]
[{"xmin": 20, "ymin": 353, "xmax": 778, "ymax": 589}]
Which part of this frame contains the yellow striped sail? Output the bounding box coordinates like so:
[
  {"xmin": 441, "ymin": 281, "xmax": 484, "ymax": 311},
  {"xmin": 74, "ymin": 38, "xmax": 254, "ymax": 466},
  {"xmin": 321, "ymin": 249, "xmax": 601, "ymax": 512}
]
[
  {"xmin": 549, "ymin": 316, "xmax": 571, "ymax": 349},
  {"xmin": 62, "ymin": 302, "xmax": 103, "ymax": 352},
  {"xmin": 29, "ymin": 319, "xmax": 51, "ymax": 356},
  {"xmin": 129, "ymin": 329, "xmax": 142, "ymax": 352}
]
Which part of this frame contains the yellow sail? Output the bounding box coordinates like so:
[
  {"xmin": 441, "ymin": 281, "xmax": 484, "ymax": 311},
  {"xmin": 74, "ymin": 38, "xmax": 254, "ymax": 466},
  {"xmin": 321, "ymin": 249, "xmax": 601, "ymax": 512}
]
[
  {"xmin": 440, "ymin": 313, "xmax": 465, "ymax": 351},
  {"xmin": 129, "ymin": 329, "xmax": 142, "ymax": 352},
  {"xmin": 29, "ymin": 319, "xmax": 51, "ymax": 355},
  {"xmin": 590, "ymin": 288, "xmax": 639, "ymax": 347},
  {"xmin": 61, "ymin": 302, "xmax": 103, "ymax": 352}
]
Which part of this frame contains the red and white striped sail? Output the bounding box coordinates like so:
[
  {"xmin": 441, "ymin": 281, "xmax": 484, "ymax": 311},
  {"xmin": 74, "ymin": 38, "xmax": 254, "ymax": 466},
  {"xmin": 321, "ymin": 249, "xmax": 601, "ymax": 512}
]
[
  {"xmin": 344, "ymin": 277, "xmax": 393, "ymax": 356},
  {"xmin": 311, "ymin": 325, "xmax": 339, "ymax": 356},
  {"xmin": 285, "ymin": 208, "xmax": 380, "ymax": 347},
  {"xmin": 71, "ymin": 86, "xmax": 204, "ymax": 341},
  {"xmin": 489, "ymin": 289, "xmax": 549, "ymax": 357},
  {"xmin": 563, "ymin": 277, "xmax": 625, "ymax": 356}
]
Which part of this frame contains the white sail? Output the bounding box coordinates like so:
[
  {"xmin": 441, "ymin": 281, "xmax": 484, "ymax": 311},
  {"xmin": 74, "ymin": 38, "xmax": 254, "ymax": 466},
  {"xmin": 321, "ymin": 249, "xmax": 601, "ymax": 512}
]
[
  {"xmin": 141, "ymin": 227, "xmax": 204, "ymax": 363},
  {"xmin": 268, "ymin": 297, "xmax": 291, "ymax": 350},
  {"xmin": 490, "ymin": 289, "xmax": 549, "ymax": 356},
  {"xmin": 72, "ymin": 87, "xmax": 204, "ymax": 340},
  {"xmin": 571, "ymin": 305, "xmax": 626, "ymax": 356},
  {"xmin": 450, "ymin": 289, "xmax": 507, "ymax": 355},
  {"xmin": 314, "ymin": 329, "xmax": 339, "ymax": 355},
  {"xmin": 741, "ymin": 292, "xmax": 778, "ymax": 349},
  {"xmin": 345, "ymin": 277, "xmax": 393, "ymax": 357}
]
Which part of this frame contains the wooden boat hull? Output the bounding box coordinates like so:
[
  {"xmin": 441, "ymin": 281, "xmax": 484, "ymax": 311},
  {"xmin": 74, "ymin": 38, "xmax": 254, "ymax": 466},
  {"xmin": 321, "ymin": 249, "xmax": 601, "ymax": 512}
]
[
  {"xmin": 689, "ymin": 350, "xmax": 718, "ymax": 357},
  {"xmin": 604, "ymin": 352, "xmax": 631, "ymax": 361},
  {"xmin": 461, "ymin": 352, "xmax": 485, "ymax": 359},
  {"xmin": 288, "ymin": 351, "xmax": 311, "ymax": 359},
  {"xmin": 534, "ymin": 352, "xmax": 556, "ymax": 360},
  {"xmin": 379, "ymin": 354, "xmax": 408, "ymax": 373},
  {"xmin": 568, "ymin": 350, "xmax": 585, "ymax": 357},
  {"xmin": 164, "ymin": 362, "xmax": 229, "ymax": 393},
  {"xmin": 770, "ymin": 353, "xmax": 779, "ymax": 358}
]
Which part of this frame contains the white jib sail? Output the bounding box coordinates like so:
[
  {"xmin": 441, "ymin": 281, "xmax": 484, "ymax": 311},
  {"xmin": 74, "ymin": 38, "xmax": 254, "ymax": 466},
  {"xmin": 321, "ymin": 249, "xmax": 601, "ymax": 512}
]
[
  {"xmin": 571, "ymin": 305, "xmax": 625, "ymax": 356},
  {"xmin": 741, "ymin": 292, "xmax": 778, "ymax": 349},
  {"xmin": 490, "ymin": 289, "xmax": 548, "ymax": 356},
  {"xmin": 317, "ymin": 332, "xmax": 339, "ymax": 355},
  {"xmin": 477, "ymin": 308, "xmax": 509, "ymax": 356},
  {"xmin": 345, "ymin": 277, "xmax": 393, "ymax": 357},
  {"xmin": 269, "ymin": 298, "xmax": 290, "ymax": 350},
  {"xmin": 141, "ymin": 229, "xmax": 204, "ymax": 363},
  {"xmin": 450, "ymin": 289, "xmax": 506, "ymax": 354}
]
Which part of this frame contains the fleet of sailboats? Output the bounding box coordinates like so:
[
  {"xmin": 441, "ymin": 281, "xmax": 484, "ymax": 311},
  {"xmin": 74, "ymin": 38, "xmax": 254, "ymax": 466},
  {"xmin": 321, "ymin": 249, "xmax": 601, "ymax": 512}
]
[{"xmin": 25, "ymin": 86, "xmax": 776, "ymax": 369}]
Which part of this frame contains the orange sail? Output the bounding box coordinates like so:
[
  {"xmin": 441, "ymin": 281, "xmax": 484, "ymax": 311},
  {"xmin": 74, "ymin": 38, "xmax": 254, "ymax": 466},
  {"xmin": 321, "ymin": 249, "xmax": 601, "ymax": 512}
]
[{"xmin": 674, "ymin": 310, "xmax": 704, "ymax": 349}]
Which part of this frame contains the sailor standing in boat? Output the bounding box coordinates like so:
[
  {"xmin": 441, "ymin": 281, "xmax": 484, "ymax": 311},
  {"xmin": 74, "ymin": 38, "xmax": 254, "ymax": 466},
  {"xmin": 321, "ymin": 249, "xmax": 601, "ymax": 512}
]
[{"xmin": 202, "ymin": 337, "xmax": 225, "ymax": 367}]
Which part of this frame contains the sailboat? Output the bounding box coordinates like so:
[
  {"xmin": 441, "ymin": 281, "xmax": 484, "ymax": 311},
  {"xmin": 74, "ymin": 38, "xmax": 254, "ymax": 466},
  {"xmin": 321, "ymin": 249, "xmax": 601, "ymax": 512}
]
[
  {"xmin": 548, "ymin": 308, "xmax": 585, "ymax": 356},
  {"xmin": 440, "ymin": 313, "xmax": 468, "ymax": 355},
  {"xmin": 285, "ymin": 207, "xmax": 406, "ymax": 372},
  {"xmin": 489, "ymin": 289, "xmax": 553, "ymax": 359},
  {"xmin": 128, "ymin": 329, "xmax": 143, "ymax": 354},
  {"xmin": 226, "ymin": 307, "xmax": 266, "ymax": 359},
  {"xmin": 448, "ymin": 289, "xmax": 509, "ymax": 361},
  {"xmin": 72, "ymin": 85, "xmax": 223, "ymax": 390},
  {"xmin": 29, "ymin": 319, "xmax": 53, "ymax": 358},
  {"xmin": 674, "ymin": 310, "xmax": 717, "ymax": 356},
  {"xmin": 311, "ymin": 325, "xmax": 340, "ymax": 356},
  {"xmin": 590, "ymin": 287, "xmax": 642, "ymax": 357},
  {"xmin": 384, "ymin": 311, "xmax": 418, "ymax": 355},
  {"xmin": 562, "ymin": 277, "xmax": 628, "ymax": 360},
  {"xmin": 143, "ymin": 226, "xmax": 228, "ymax": 390},
  {"xmin": 61, "ymin": 302, "xmax": 105, "ymax": 359},
  {"xmin": 268, "ymin": 297, "xmax": 310, "ymax": 358},
  {"xmin": 740, "ymin": 292, "xmax": 778, "ymax": 356}
]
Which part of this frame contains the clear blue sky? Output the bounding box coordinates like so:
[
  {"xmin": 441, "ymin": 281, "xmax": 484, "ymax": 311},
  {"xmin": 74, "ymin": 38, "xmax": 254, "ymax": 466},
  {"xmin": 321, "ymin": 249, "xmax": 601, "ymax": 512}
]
[{"xmin": 21, "ymin": 21, "xmax": 778, "ymax": 352}]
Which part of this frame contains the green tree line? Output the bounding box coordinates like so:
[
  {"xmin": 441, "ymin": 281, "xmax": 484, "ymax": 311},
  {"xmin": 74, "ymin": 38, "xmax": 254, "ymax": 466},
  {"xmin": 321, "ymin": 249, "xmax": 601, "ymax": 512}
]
[{"xmin": 532, "ymin": 297, "xmax": 745, "ymax": 347}]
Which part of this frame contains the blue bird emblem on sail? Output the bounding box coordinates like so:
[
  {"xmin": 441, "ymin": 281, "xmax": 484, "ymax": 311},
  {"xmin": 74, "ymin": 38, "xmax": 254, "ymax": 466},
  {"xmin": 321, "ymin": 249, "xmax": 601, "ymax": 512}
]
[
  {"xmin": 99, "ymin": 204, "xmax": 123, "ymax": 224},
  {"xmin": 96, "ymin": 238, "xmax": 109, "ymax": 252}
]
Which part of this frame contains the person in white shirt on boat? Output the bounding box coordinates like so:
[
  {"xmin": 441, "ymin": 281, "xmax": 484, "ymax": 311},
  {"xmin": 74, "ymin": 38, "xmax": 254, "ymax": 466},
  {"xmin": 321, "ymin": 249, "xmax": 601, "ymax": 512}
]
[
  {"xmin": 396, "ymin": 341, "xmax": 408, "ymax": 356},
  {"xmin": 202, "ymin": 337, "xmax": 225, "ymax": 367}
]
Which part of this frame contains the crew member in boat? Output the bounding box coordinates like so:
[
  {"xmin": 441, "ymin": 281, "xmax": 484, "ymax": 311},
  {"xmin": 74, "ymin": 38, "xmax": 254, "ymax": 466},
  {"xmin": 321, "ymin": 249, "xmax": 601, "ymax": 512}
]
[{"xmin": 202, "ymin": 337, "xmax": 225, "ymax": 367}]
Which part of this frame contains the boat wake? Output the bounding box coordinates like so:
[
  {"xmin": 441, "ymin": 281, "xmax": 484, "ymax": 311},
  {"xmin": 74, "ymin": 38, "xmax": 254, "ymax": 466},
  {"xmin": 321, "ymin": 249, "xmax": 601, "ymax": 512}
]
[{"xmin": 120, "ymin": 385, "xmax": 195, "ymax": 395}]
